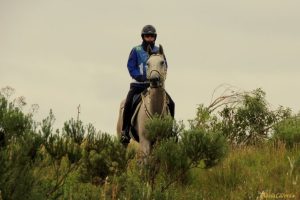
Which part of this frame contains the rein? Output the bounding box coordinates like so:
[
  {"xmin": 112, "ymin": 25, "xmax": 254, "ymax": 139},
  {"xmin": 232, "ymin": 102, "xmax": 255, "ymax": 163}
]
[{"xmin": 141, "ymin": 88, "xmax": 168, "ymax": 119}]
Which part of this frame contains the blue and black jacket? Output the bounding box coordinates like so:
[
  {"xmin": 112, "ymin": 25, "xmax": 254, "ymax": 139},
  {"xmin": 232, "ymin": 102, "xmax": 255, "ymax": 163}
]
[{"xmin": 127, "ymin": 42, "xmax": 167, "ymax": 83}]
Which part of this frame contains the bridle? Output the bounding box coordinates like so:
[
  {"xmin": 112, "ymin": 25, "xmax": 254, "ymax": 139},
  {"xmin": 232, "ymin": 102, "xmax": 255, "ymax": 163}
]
[
  {"xmin": 146, "ymin": 54, "xmax": 167, "ymax": 88},
  {"xmin": 142, "ymin": 53, "xmax": 169, "ymax": 118}
]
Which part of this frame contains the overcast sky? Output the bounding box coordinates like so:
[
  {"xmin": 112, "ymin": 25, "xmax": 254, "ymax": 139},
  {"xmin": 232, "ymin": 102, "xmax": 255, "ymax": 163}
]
[{"xmin": 1, "ymin": 0, "xmax": 299, "ymax": 134}]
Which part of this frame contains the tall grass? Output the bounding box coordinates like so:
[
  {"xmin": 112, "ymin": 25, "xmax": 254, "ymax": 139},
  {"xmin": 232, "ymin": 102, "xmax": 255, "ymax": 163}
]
[{"xmin": 169, "ymin": 142, "xmax": 300, "ymax": 200}]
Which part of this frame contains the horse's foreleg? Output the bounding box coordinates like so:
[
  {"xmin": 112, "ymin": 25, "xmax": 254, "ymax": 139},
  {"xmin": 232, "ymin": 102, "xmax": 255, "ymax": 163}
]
[{"xmin": 140, "ymin": 139, "xmax": 151, "ymax": 156}]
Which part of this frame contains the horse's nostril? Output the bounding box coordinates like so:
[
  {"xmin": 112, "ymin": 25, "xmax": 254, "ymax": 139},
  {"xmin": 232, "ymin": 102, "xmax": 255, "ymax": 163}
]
[{"xmin": 150, "ymin": 76, "xmax": 160, "ymax": 82}]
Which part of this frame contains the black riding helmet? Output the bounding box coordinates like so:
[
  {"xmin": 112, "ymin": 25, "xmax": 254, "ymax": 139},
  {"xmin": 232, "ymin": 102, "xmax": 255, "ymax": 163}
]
[{"xmin": 141, "ymin": 25, "xmax": 157, "ymax": 40}]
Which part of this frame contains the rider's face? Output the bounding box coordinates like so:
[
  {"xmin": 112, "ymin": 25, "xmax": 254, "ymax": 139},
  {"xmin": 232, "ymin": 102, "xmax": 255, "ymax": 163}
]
[{"xmin": 143, "ymin": 34, "xmax": 155, "ymax": 42}]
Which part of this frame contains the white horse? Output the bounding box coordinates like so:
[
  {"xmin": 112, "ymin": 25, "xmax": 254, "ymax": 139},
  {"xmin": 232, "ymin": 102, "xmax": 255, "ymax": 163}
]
[{"xmin": 117, "ymin": 44, "xmax": 171, "ymax": 156}]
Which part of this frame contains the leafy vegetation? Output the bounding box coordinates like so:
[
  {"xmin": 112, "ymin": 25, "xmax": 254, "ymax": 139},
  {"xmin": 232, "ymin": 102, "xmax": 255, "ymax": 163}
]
[
  {"xmin": 190, "ymin": 87, "xmax": 291, "ymax": 145},
  {"xmin": 273, "ymin": 114, "xmax": 300, "ymax": 148},
  {"xmin": 0, "ymin": 86, "xmax": 299, "ymax": 199}
]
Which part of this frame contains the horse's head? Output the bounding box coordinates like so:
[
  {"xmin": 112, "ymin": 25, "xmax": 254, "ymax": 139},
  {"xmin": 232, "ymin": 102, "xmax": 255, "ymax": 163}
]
[{"xmin": 146, "ymin": 44, "xmax": 167, "ymax": 88}]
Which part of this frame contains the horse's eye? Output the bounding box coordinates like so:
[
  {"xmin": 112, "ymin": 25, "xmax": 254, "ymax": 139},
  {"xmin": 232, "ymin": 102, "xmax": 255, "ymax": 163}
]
[{"xmin": 160, "ymin": 61, "xmax": 165, "ymax": 66}]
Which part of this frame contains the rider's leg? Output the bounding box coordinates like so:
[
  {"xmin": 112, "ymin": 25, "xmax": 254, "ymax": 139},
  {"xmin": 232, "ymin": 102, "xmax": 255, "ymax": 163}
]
[
  {"xmin": 121, "ymin": 87, "xmax": 137, "ymax": 143},
  {"xmin": 121, "ymin": 83, "xmax": 149, "ymax": 144},
  {"xmin": 166, "ymin": 92, "xmax": 175, "ymax": 118}
]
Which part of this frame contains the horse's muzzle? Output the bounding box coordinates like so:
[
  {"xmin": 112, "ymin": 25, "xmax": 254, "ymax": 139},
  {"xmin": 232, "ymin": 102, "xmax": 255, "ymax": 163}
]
[
  {"xmin": 149, "ymin": 70, "xmax": 160, "ymax": 82},
  {"xmin": 149, "ymin": 76, "xmax": 160, "ymax": 83}
]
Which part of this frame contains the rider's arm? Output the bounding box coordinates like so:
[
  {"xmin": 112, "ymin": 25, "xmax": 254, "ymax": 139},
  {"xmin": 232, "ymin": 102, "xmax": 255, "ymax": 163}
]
[{"xmin": 127, "ymin": 48, "xmax": 143, "ymax": 81}]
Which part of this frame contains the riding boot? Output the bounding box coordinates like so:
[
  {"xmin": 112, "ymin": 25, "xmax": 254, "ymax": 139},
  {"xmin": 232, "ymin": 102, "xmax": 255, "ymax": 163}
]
[
  {"xmin": 121, "ymin": 87, "xmax": 136, "ymax": 145},
  {"xmin": 166, "ymin": 92, "xmax": 175, "ymax": 118},
  {"xmin": 168, "ymin": 104, "xmax": 175, "ymax": 118},
  {"xmin": 120, "ymin": 129, "xmax": 130, "ymax": 145},
  {"xmin": 121, "ymin": 104, "xmax": 132, "ymax": 145}
]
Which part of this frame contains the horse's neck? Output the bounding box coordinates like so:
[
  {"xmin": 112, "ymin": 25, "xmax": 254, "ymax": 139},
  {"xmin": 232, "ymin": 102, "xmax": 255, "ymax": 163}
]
[{"xmin": 147, "ymin": 87, "xmax": 166, "ymax": 116}]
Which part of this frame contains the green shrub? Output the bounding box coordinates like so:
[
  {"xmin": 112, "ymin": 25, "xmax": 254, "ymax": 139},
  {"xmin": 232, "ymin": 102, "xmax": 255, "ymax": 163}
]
[
  {"xmin": 3, "ymin": 86, "xmax": 299, "ymax": 199},
  {"xmin": 190, "ymin": 88, "xmax": 291, "ymax": 145},
  {"xmin": 145, "ymin": 115, "xmax": 182, "ymax": 142},
  {"xmin": 181, "ymin": 128, "xmax": 227, "ymax": 168},
  {"xmin": 273, "ymin": 115, "xmax": 300, "ymax": 148},
  {"xmin": 139, "ymin": 116, "xmax": 228, "ymax": 193}
]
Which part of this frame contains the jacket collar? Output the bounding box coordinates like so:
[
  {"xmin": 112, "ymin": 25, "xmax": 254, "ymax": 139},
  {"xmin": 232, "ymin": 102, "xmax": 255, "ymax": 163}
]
[{"xmin": 142, "ymin": 40, "xmax": 155, "ymax": 51}]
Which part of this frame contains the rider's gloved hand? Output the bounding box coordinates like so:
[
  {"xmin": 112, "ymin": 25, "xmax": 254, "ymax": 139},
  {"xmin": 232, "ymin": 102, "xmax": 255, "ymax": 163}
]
[{"xmin": 134, "ymin": 75, "xmax": 145, "ymax": 82}]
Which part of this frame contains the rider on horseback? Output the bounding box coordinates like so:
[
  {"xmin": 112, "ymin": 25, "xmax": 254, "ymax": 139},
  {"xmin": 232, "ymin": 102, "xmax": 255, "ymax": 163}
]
[{"xmin": 120, "ymin": 25, "xmax": 175, "ymax": 145}]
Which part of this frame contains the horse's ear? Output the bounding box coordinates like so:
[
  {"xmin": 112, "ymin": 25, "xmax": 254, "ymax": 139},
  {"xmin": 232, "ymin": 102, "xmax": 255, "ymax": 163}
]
[
  {"xmin": 158, "ymin": 44, "xmax": 164, "ymax": 55},
  {"xmin": 147, "ymin": 45, "xmax": 153, "ymax": 56}
]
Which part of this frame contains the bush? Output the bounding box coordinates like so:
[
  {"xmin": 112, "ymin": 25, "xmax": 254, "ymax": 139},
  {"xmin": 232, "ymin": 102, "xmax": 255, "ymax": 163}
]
[
  {"xmin": 0, "ymin": 87, "xmax": 136, "ymax": 199},
  {"xmin": 7, "ymin": 86, "xmax": 300, "ymax": 199},
  {"xmin": 190, "ymin": 88, "xmax": 291, "ymax": 145},
  {"xmin": 138, "ymin": 116, "xmax": 228, "ymax": 193},
  {"xmin": 0, "ymin": 87, "xmax": 45, "ymax": 200},
  {"xmin": 273, "ymin": 115, "xmax": 300, "ymax": 148},
  {"xmin": 181, "ymin": 128, "xmax": 227, "ymax": 168},
  {"xmin": 145, "ymin": 115, "xmax": 181, "ymax": 142}
]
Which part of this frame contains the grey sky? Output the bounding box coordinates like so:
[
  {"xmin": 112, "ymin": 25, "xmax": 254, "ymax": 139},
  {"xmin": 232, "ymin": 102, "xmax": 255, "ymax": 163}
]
[{"xmin": 1, "ymin": 0, "xmax": 300, "ymax": 134}]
